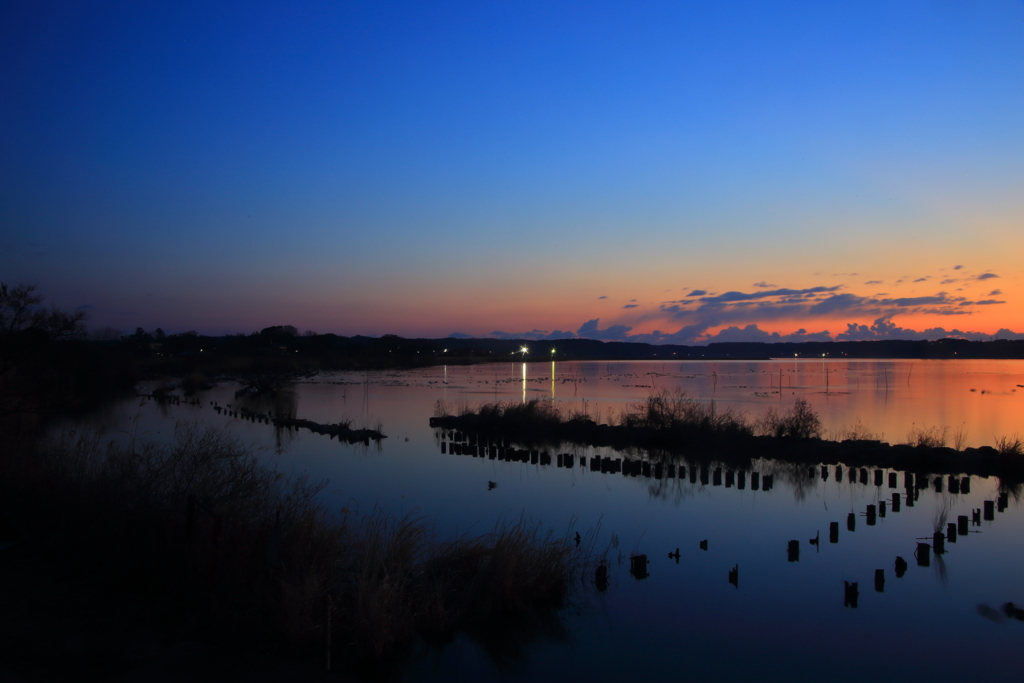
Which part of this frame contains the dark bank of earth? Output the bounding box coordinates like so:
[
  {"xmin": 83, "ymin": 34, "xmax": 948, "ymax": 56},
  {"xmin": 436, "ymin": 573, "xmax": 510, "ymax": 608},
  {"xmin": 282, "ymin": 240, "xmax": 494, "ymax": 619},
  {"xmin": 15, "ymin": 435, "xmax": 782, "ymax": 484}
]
[{"xmin": 429, "ymin": 412, "xmax": 1024, "ymax": 483}]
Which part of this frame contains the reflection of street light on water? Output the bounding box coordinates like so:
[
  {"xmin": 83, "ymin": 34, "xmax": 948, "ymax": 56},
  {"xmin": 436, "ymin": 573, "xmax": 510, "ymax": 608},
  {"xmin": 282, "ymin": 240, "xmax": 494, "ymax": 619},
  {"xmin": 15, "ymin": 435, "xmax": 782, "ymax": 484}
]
[{"xmin": 550, "ymin": 349, "xmax": 557, "ymax": 398}]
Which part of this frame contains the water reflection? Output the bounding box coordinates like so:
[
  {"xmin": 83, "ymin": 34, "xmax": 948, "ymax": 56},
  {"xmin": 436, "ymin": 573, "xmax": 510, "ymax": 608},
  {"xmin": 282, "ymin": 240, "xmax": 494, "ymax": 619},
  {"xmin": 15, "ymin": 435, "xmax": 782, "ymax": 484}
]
[{"xmin": 82, "ymin": 362, "xmax": 1024, "ymax": 681}]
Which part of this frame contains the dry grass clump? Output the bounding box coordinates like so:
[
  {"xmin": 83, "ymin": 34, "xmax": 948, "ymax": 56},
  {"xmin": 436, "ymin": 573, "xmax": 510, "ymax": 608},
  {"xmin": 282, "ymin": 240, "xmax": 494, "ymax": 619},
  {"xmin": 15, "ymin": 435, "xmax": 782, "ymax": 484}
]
[
  {"xmin": 995, "ymin": 434, "xmax": 1024, "ymax": 457},
  {"xmin": 906, "ymin": 424, "xmax": 950, "ymax": 449},
  {"xmin": 831, "ymin": 418, "xmax": 882, "ymax": 442},
  {"xmin": 0, "ymin": 424, "xmax": 587, "ymax": 665},
  {"xmin": 754, "ymin": 398, "xmax": 822, "ymax": 439},
  {"xmin": 619, "ymin": 389, "xmax": 751, "ymax": 437},
  {"xmin": 474, "ymin": 399, "xmax": 566, "ymax": 432}
]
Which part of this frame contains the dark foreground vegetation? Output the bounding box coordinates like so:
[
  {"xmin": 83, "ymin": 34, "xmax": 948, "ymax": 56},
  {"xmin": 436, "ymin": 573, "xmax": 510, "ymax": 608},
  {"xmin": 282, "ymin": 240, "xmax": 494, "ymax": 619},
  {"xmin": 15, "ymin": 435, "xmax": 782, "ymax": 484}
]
[
  {"xmin": 430, "ymin": 391, "xmax": 1024, "ymax": 483},
  {"xmin": 0, "ymin": 285, "xmax": 589, "ymax": 678},
  {"xmin": 0, "ymin": 426, "xmax": 589, "ymax": 677}
]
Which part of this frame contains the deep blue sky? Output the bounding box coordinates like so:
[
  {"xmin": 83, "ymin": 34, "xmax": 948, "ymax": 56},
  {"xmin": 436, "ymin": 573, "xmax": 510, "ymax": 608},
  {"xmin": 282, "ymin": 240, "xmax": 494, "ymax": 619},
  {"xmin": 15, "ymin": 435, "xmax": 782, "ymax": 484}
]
[{"xmin": 3, "ymin": 1, "xmax": 1023, "ymax": 341}]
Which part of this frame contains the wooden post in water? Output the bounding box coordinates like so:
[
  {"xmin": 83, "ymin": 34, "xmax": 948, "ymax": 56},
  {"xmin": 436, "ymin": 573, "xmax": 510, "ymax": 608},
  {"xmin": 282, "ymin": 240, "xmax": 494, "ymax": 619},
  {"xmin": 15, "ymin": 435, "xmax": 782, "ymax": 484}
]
[
  {"xmin": 958, "ymin": 515, "xmax": 968, "ymax": 536},
  {"xmin": 892, "ymin": 492, "xmax": 900, "ymax": 512},
  {"xmin": 984, "ymin": 500, "xmax": 995, "ymax": 521},
  {"xmin": 889, "ymin": 472, "xmax": 898, "ymax": 488},
  {"xmin": 830, "ymin": 522, "xmax": 839, "ymax": 544},
  {"xmin": 844, "ymin": 581, "xmax": 858, "ymax": 608},
  {"xmin": 874, "ymin": 569, "xmax": 885, "ymax": 593},
  {"xmin": 630, "ymin": 554, "xmax": 649, "ymax": 580}
]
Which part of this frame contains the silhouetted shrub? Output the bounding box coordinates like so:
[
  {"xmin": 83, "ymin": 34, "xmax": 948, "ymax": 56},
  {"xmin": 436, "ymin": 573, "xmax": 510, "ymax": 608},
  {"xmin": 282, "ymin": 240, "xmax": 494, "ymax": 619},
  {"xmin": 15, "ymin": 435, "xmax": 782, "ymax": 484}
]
[{"xmin": 755, "ymin": 398, "xmax": 822, "ymax": 439}]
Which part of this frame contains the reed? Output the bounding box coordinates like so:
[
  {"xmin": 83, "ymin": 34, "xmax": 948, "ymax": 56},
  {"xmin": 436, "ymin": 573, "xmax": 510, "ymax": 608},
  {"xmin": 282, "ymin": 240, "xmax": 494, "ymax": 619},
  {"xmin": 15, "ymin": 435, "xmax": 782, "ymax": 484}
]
[
  {"xmin": 753, "ymin": 398, "xmax": 822, "ymax": 439},
  {"xmin": 0, "ymin": 424, "xmax": 588, "ymax": 666},
  {"xmin": 619, "ymin": 389, "xmax": 750, "ymax": 436},
  {"xmin": 906, "ymin": 424, "xmax": 950, "ymax": 449},
  {"xmin": 995, "ymin": 434, "xmax": 1024, "ymax": 457}
]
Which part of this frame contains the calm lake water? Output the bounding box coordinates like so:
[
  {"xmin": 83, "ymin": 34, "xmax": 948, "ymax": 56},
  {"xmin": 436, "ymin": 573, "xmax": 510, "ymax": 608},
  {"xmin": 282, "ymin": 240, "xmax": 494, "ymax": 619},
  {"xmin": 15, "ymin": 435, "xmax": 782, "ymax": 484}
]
[{"xmin": 81, "ymin": 360, "xmax": 1024, "ymax": 682}]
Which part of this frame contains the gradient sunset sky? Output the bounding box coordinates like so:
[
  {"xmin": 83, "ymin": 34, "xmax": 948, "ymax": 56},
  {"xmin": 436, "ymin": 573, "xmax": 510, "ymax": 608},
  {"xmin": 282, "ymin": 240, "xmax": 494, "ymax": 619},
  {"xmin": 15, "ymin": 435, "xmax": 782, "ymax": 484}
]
[{"xmin": 3, "ymin": 1, "xmax": 1023, "ymax": 344}]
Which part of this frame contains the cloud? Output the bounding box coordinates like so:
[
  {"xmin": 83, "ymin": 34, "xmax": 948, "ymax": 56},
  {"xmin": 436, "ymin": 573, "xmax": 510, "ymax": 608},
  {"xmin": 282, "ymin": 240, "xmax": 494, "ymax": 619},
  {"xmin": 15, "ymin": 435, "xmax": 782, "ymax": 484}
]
[
  {"xmin": 447, "ymin": 332, "xmax": 472, "ymax": 339},
  {"xmin": 865, "ymin": 280, "xmax": 882, "ymax": 285},
  {"xmin": 707, "ymin": 325, "xmax": 833, "ymax": 344},
  {"xmin": 954, "ymin": 265, "xmax": 963, "ymax": 270},
  {"xmin": 576, "ymin": 318, "xmax": 633, "ymax": 341},
  {"xmin": 598, "ymin": 295, "xmax": 608, "ymax": 299},
  {"xmin": 913, "ymin": 277, "xmax": 928, "ymax": 282},
  {"xmin": 834, "ymin": 317, "xmax": 1020, "ymax": 342},
  {"xmin": 807, "ymin": 293, "xmax": 865, "ymax": 316},
  {"xmin": 977, "ymin": 272, "xmax": 999, "ymax": 280},
  {"xmin": 491, "ymin": 329, "xmax": 578, "ymax": 341},
  {"xmin": 576, "ymin": 274, "xmax": 1016, "ymax": 346},
  {"xmin": 990, "ymin": 290, "xmax": 1002, "ymax": 296},
  {"xmin": 753, "ymin": 281, "xmax": 776, "ymax": 288},
  {"xmin": 693, "ymin": 286, "xmax": 841, "ymax": 306}
]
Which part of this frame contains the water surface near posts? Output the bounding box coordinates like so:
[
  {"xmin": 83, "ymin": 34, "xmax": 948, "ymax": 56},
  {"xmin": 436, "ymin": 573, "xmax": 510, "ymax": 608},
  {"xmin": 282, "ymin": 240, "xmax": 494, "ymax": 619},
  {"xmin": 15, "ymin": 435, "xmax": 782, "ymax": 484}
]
[{"xmin": 63, "ymin": 359, "xmax": 1024, "ymax": 683}]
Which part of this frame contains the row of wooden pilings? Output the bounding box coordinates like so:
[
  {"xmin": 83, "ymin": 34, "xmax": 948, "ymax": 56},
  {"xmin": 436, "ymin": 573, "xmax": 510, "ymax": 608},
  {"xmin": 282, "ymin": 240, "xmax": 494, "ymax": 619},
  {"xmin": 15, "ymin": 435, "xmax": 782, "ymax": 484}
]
[
  {"xmin": 824, "ymin": 465, "xmax": 972, "ymax": 495},
  {"xmin": 440, "ymin": 434, "xmax": 777, "ymax": 489}
]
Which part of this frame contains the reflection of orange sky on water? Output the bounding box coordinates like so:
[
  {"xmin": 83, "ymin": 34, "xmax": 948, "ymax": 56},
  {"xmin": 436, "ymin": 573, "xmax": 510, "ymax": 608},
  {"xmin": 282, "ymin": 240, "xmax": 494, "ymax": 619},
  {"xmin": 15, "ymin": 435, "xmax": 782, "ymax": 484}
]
[{"xmin": 520, "ymin": 359, "xmax": 1024, "ymax": 450}]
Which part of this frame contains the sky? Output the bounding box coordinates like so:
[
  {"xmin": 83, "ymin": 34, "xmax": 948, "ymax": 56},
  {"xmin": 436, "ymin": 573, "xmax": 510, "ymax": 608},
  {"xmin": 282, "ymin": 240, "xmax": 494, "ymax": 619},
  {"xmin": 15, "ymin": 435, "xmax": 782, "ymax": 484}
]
[{"xmin": 2, "ymin": 0, "xmax": 1023, "ymax": 344}]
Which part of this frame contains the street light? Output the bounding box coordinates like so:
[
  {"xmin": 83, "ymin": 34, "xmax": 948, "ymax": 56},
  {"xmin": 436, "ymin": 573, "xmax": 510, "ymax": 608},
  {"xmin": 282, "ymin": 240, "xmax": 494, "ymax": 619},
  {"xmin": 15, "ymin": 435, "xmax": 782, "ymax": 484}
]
[{"xmin": 520, "ymin": 345, "xmax": 529, "ymax": 361}]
